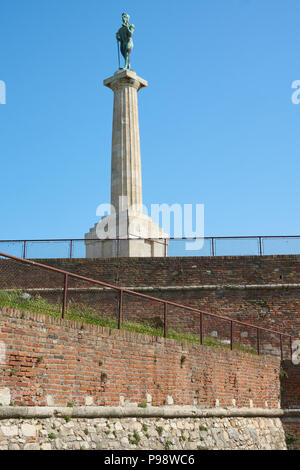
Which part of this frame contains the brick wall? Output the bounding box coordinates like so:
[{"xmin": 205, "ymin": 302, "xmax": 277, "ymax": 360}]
[
  {"xmin": 281, "ymin": 360, "xmax": 300, "ymax": 409},
  {"xmin": 0, "ymin": 307, "xmax": 281, "ymax": 408},
  {"xmin": 0, "ymin": 255, "xmax": 299, "ymax": 342},
  {"xmin": 1, "ymin": 254, "xmax": 300, "ymax": 287},
  {"xmin": 32, "ymin": 255, "xmax": 300, "ymax": 286},
  {"xmin": 281, "ymin": 419, "xmax": 300, "ymax": 450}
]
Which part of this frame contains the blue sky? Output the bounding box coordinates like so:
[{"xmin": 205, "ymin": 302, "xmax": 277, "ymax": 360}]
[{"xmin": 0, "ymin": 0, "xmax": 300, "ymax": 240}]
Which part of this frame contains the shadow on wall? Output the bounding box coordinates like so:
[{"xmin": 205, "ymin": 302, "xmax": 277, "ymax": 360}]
[{"xmin": 280, "ymin": 360, "xmax": 300, "ymax": 450}]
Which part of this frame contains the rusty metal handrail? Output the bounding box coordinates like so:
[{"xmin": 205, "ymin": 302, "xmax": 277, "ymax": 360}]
[{"xmin": 0, "ymin": 251, "xmax": 294, "ymax": 359}]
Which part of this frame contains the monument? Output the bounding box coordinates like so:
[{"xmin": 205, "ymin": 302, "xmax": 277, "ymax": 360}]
[{"xmin": 85, "ymin": 13, "xmax": 168, "ymax": 258}]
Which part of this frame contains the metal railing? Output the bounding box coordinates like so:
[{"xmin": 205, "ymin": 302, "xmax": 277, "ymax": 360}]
[
  {"xmin": 1, "ymin": 235, "xmax": 300, "ymax": 259},
  {"xmin": 0, "ymin": 251, "xmax": 293, "ymax": 360}
]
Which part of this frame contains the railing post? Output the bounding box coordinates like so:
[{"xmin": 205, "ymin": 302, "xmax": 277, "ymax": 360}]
[
  {"xmin": 258, "ymin": 237, "xmax": 263, "ymax": 256},
  {"xmin": 257, "ymin": 328, "xmax": 260, "ymax": 355},
  {"xmin": 23, "ymin": 241, "xmax": 27, "ymax": 259},
  {"xmin": 163, "ymin": 303, "xmax": 168, "ymax": 338},
  {"xmin": 200, "ymin": 312, "xmax": 203, "ymax": 345},
  {"xmin": 118, "ymin": 290, "xmax": 123, "ymax": 329},
  {"xmin": 62, "ymin": 273, "xmax": 68, "ymax": 319},
  {"xmin": 211, "ymin": 238, "xmax": 215, "ymax": 256},
  {"xmin": 280, "ymin": 334, "xmax": 283, "ymax": 361},
  {"xmin": 164, "ymin": 239, "xmax": 167, "ymax": 257},
  {"xmin": 69, "ymin": 240, "xmax": 73, "ymax": 259},
  {"xmin": 230, "ymin": 321, "xmax": 233, "ymax": 351}
]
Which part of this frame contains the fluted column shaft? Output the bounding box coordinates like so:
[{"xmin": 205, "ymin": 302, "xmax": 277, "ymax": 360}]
[{"xmin": 104, "ymin": 70, "xmax": 148, "ymax": 214}]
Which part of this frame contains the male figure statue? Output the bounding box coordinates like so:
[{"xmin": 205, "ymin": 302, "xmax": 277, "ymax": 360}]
[{"xmin": 116, "ymin": 13, "xmax": 135, "ymax": 70}]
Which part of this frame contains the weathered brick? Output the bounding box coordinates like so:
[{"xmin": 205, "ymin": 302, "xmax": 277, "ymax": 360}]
[{"xmin": 0, "ymin": 306, "xmax": 282, "ymax": 408}]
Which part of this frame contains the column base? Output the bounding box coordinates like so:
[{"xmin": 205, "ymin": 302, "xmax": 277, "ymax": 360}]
[{"xmin": 84, "ymin": 211, "xmax": 169, "ymax": 258}]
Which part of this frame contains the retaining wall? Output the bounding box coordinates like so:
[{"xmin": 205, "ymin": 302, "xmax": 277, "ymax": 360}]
[
  {"xmin": 0, "ymin": 307, "xmax": 281, "ymax": 408},
  {"xmin": 1, "ymin": 255, "xmax": 300, "ymax": 337},
  {"xmin": 0, "ymin": 408, "xmax": 289, "ymax": 450}
]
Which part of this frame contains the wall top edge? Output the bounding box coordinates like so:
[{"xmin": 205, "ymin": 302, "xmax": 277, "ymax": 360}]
[{"xmin": 0, "ymin": 406, "xmax": 294, "ymax": 420}]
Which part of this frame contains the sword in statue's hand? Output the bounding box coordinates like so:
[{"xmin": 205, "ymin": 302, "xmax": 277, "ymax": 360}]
[{"xmin": 116, "ymin": 33, "xmax": 121, "ymax": 69}]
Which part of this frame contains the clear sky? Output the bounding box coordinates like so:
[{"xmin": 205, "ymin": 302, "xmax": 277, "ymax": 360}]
[{"xmin": 0, "ymin": 0, "xmax": 300, "ymax": 240}]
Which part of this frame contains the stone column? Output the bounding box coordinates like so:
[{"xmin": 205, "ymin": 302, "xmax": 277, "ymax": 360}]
[
  {"xmin": 104, "ymin": 69, "xmax": 147, "ymax": 214},
  {"xmin": 84, "ymin": 69, "xmax": 169, "ymax": 258}
]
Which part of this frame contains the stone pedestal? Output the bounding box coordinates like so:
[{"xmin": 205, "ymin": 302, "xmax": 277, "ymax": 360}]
[{"xmin": 85, "ymin": 69, "xmax": 168, "ymax": 258}]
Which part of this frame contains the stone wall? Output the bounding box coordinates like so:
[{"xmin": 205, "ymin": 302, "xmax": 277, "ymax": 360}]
[
  {"xmin": 0, "ymin": 307, "xmax": 281, "ymax": 408},
  {"xmin": 0, "ymin": 407, "xmax": 288, "ymax": 450}
]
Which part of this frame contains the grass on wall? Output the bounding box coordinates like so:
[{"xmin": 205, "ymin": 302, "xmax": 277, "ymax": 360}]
[{"xmin": 0, "ymin": 289, "xmax": 257, "ymax": 355}]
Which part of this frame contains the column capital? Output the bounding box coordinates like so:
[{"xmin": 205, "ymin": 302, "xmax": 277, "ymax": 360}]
[{"xmin": 103, "ymin": 69, "xmax": 148, "ymax": 92}]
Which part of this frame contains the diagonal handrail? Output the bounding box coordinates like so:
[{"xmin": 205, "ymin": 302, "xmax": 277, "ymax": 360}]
[{"xmin": 0, "ymin": 251, "xmax": 294, "ymax": 359}]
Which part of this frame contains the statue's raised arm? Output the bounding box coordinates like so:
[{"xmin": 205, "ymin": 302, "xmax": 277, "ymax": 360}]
[{"xmin": 116, "ymin": 13, "xmax": 135, "ymax": 70}]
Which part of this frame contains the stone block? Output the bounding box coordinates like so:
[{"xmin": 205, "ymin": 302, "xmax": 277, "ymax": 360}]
[
  {"xmin": 21, "ymin": 423, "xmax": 36, "ymax": 437},
  {"xmin": 0, "ymin": 388, "xmax": 10, "ymax": 406},
  {"xmin": 1, "ymin": 425, "xmax": 18, "ymax": 437}
]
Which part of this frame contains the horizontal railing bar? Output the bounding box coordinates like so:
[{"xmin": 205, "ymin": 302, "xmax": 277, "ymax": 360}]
[
  {"xmin": 0, "ymin": 235, "xmax": 300, "ymax": 242},
  {"xmin": 0, "ymin": 251, "xmax": 293, "ymax": 340}
]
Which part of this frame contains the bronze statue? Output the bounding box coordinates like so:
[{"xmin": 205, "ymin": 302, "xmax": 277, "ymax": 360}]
[{"xmin": 116, "ymin": 13, "xmax": 135, "ymax": 70}]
